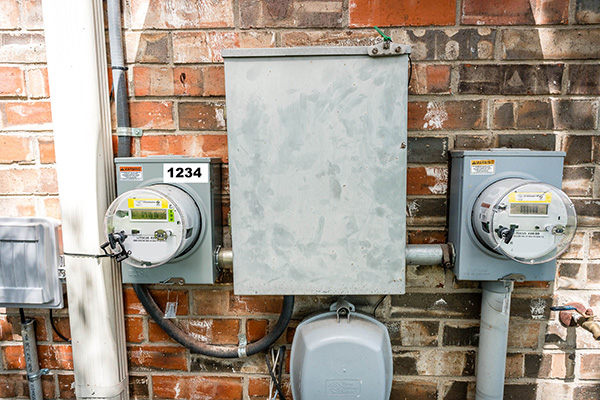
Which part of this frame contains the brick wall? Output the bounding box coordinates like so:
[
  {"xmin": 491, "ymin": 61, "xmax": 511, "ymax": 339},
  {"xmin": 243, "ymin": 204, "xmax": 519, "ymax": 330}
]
[{"xmin": 0, "ymin": 0, "xmax": 599, "ymax": 399}]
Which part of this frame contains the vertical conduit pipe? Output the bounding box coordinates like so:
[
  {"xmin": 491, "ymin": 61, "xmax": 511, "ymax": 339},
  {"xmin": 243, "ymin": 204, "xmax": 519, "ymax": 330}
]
[
  {"xmin": 21, "ymin": 320, "xmax": 46, "ymax": 400},
  {"xmin": 476, "ymin": 281, "xmax": 514, "ymax": 400},
  {"xmin": 41, "ymin": 0, "xmax": 129, "ymax": 398}
]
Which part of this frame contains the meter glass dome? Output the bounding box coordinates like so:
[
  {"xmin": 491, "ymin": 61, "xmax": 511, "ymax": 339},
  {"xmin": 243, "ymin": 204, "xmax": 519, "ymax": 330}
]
[
  {"xmin": 472, "ymin": 179, "xmax": 577, "ymax": 264},
  {"xmin": 104, "ymin": 184, "xmax": 201, "ymax": 268}
]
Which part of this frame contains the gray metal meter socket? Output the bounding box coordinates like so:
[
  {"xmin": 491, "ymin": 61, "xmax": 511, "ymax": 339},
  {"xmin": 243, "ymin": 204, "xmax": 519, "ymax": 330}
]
[
  {"xmin": 106, "ymin": 157, "xmax": 221, "ymax": 284},
  {"xmin": 449, "ymin": 150, "xmax": 576, "ymax": 281}
]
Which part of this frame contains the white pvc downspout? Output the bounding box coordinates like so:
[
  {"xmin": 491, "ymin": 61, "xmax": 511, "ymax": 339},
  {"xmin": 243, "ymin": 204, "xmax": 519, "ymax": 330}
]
[{"xmin": 41, "ymin": 0, "xmax": 128, "ymax": 398}]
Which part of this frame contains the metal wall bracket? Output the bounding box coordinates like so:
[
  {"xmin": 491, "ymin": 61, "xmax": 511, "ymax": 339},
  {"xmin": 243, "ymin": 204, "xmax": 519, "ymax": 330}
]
[
  {"xmin": 237, "ymin": 334, "xmax": 248, "ymax": 358},
  {"xmin": 368, "ymin": 42, "xmax": 411, "ymax": 57},
  {"xmin": 27, "ymin": 368, "xmax": 49, "ymax": 382},
  {"xmin": 58, "ymin": 255, "xmax": 66, "ymax": 282},
  {"xmin": 116, "ymin": 127, "xmax": 143, "ymax": 137}
]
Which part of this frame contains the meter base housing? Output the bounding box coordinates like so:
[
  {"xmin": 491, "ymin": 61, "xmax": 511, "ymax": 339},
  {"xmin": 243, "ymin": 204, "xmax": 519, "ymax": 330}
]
[
  {"xmin": 115, "ymin": 157, "xmax": 221, "ymax": 285},
  {"xmin": 448, "ymin": 149, "xmax": 566, "ymax": 282}
]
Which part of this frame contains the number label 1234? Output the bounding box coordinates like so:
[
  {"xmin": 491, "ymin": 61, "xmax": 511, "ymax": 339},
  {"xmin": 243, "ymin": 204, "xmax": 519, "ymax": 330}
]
[{"xmin": 163, "ymin": 163, "xmax": 209, "ymax": 183}]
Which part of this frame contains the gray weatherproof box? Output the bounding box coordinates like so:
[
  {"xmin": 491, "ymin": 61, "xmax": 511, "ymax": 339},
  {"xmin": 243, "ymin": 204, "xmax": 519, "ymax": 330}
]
[
  {"xmin": 0, "ymin": 217, "xmax": 63, "ymax": 309},
  {"xmin": 448, "ymin": 149, "xmax": 566, "ymax": 281},
  {"xmin": 114, "ymin": 156, "xmax": 221, "ymax": 284},
  {"xmin": 223, "ymin": 46, "xmax": 409, "ymax": 295}
]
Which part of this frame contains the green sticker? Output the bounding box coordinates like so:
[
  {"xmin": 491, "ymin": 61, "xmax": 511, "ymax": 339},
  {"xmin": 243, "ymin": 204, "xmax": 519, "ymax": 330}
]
[{"xmin": 168, "ymin": 209, "xmax": 175, "ymax": 222}]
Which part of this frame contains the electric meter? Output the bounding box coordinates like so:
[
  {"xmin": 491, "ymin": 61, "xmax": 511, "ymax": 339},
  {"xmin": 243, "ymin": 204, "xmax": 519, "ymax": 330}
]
[
  {"xmin": 472, "ymin": 179, "xmax": 576, "ymax": 264},
  {"xmin": 105, "ymin": 184, "xmax": 201, "ymax": 268}
]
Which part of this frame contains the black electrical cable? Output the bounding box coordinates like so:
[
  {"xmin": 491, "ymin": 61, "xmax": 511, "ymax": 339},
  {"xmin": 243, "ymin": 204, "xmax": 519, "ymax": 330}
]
[
  {"xmin": 19, "ymin": 308, "xmax": 26, "ymax": 324},
  {"xmin": 133, "ymin": 284, "xmax": 294, "ymax": 358},
  {"xmin": 373, "ymin": 295, "xmax": 387, "ymax": 316},
  {"xmin": 408, "ymin": 54, "xmax": 413, "ymax": 88},
  {"xmin": 266, "ymin": 349, "xmax": 286, "ymax": 400},
  {"xmin": 49, "ymin": 309, "xmax": 71, "ymax": 343}
]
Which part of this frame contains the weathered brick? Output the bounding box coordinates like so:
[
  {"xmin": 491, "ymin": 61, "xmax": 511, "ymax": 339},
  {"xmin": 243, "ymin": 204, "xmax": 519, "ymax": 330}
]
[
  {"xmin": 587, "ymin": 263, "xmax": 600, "ymax": 283},
  {"xmin": 387, "ymin": 320, "xmax": 439, "ymax": 346},
  {"xmin": 123, "ymin": 287, "xmax": 189, "ymax": 315},
  {"xmin": 281, "ymin": 30, "xmax": 379, "ymax": 47},
  {"xmin": 129, "ymin": 375, "xmax": 149, "ymax": 400},
  {"xmin": 506, "ymin": 353, "xmax": 524, "ymax": 378},
  {"xmin": 390, "ymin": 380, "xmax": 438, "ymax": 399},
  {"xmin": 38, "ymin": 345, "xmax": 73, "ymax": 369},
  {"xmin": 0, "ymin": 33, "xmax": 45, "ymax": 63},
  {"xmin": 407, "ymin": 167, "xmax": 448, "ymax": 195},
  {"xmin": 391, "ymin": 28, "xmax": 496, "ymax": 61},
  {"xmin": 443, "ymin": 322, "xmax": 478, "ymax": 346},
  {"xmin": 173, "ymin": 31, "xmax": 275, "ymax": 63},
  {"xmin": 511, "ymin": 296, "xmax": 552, "ymax": 320},
  {"xmin": 179, "ymin": 102, "xmax": 226, "ymax": 131},
  {"xmin": 128, "ymin": 345, "xmax": 187, "ymax": 371},
  {"xmin": 1, "ymin": 101, "xmax": 52, "ymax": 128},
  {"xmin": 574, "ymin": 199, "xmax": 600, "ymax": 227},
  {"xmin": 192, "ymin": 289, "xmax": 230, "ymax": 315},
  {"xmin": 590, "ymin": 232, "xmax": 600, "ymax": 259},
  {"xmin": 407, "ymin": 230, "xmax": 447, "ymax": 244},
  {"xmin": 564, "ymin": 136, "xmax": 593, "ymax": 165},
  {"xmin": 246, "ymin": 319, "xmax": 268, "ymax": 342},
  {"xmin": 502, "ymin": 29, "xmax": 600, "ymax": 60},
  {"xmin": 23, "ymin": 0, "xmax": 43, "ymax": 30},
  {"xmin": 410, "ymin": 64, "xmax": 452, "ymax": 95},
  {"xmin": 0, "ymin": 0, "xmax": 20, "ymax": 29},
  {"xmin": 563, "ymin": 167, "xmax": 594, "ymax": 197},
  {"xmin": 200, "ymin": 65, "xmax": 225, "ymax": 96},
  {"xmin": 441, "ymin": 381, "xmax": 474, "ymax": 400},
  {"xmin": 568, "ymin": 64, "xmax": 600, "ymax": 94},
  {"xmin": 525, "ymin": 352, "xmax": 570, "ymax": 378},
  {"xmin": 129, "ymin": 0, "xmax": 234, "ymax": 29},
  {"xmin": 129, "ymin": 101, "xmax": 174, "ymax": 130},
  {"xmin": 575, "ymin": 384, "xmax": 600, "ymax": 398},
  {"xmin": 560, "ymin": 231, "xmax": 586, "ymax": 259},
  {"xmin": 406, "ymin": 265, "xmax": 446, "ymax": 288},
  {"xmin": 394, "ymin": 350, "xmax": 475, "ymax": 376},
  {"xmin": 458, "ymin": 64, "xmax": 563, "ymax": 95},
  {"xmin": 576, "ymin": 0, "xmax": 600, "ymax": 23},
  {"xmin": 0, "ymin": 375, "xmax": 28, "ymax": 398},
  {"xmin": 497, "ymin": 134, "xmax": 556, "ymax": 151},
  {"xmin": 409, "ymin": 100, "xmax": 486, "ymax": 130},
  {"xmin": 0, "ymin": 67, "xmax": 24, "ymax": 97},
  {"xmin": 406, "ymin": 198, "xmax": 447, "ymax": 226},
  {"xmin": 0, "ymin": 197, "xmax": 36, "ymax": 217},
  {"xmin": 191, "ymin": 353, "xmax": 267, "ymax": 374},
  {"xmin": 0, "ymin": 168, "xmax": 57, "ymax": 194},
  {"xmin": 153, "ymin": 375, "xmax": 243, "ymax": 399},
  {"xmin": 230, "ymin": 295, "xmax": 283, "ymax": 315},
  {"xmin": 42, "ymin": 197, "xmax": 60, "ymax": 219},
  {"xmin": 50, "ymin": 316, "xmax": 71, "ymax": 342},
  {"xmin": 149, "ymin": 318, "xmax": 239, "ymax": 345},
  {"xmin": 407, "ymin": 137, "xmax": 448, "ymax": 164},
  {"xmin": 0, "ymin": 136, "xmax": 33, "ymax": 164},
  {"xmin": 140, "ymin": 134, "xmax": 228, "ymax": 162},
  {"xmin": 26, "ymin": 67, "xmax": 49, "ymax": 98},
  {"xmin": 455, "ymin": 135, "xmax": 494, "ymax": 150},
  {"xmin": 462, "ymin": 0, "xmax": 568, "ymax": 25},
  {"xmin": 133, "ymin": 66, "xmax": 174, "ymax": 96},
  {"xmin": 493, "ymin": 101, "xmax": 596, "ymax": 130},
  {"xmin": 38, "ymin": 137, "xmax": 55, "ymax": 164},
  {"xmin": 350, "ymin": 0, "xmax": 455, "ymax": 27},
  {"xmin": 125, "ymin": 317, "xmax": 144, "ymax": 343},
  {"xmin": 125, "ymin": 32, "xmax": 170, "ymax": 63},
  {"xmin": 504, "ymin": 384, "xmax": 537, "ymax": 399},
  {"xmin": 241, "ymin": 0, "xmax": 342, "ymax": 28},
  {"xmin": 391, "ymin": 293, "xmax": 481, "ymax": 319}
]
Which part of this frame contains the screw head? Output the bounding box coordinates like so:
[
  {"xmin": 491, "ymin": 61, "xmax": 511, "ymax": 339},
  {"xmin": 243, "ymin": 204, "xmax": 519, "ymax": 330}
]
[
  {"xmin": 372, "ymin": 48, "xmax": 378, "ymax": 54},
  {"xmin": 395, "ymin": 47, "xmax": 402, "ymax": 53}
]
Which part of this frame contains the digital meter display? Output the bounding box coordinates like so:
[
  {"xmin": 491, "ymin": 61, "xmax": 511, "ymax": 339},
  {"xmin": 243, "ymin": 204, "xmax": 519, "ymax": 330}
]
[
  {"xmin": 510, "ymin": 204, "xmax": 549, "ymax": 215},
  {"xmin": 130, "ymin": 209, "xmax": 168, "ymax": 221}
]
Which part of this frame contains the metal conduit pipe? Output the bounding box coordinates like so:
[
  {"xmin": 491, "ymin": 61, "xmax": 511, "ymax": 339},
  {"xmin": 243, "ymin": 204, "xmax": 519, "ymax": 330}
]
[
  {"xmin": 476, "ymin": 281, "xmax": 514, "ymax": 400},
  {"xmin": 406, "ymin": 244, "xmax": 454, "ymax": 266},
  {"xmin": 21, "ymin": 319, "xmax": 47, "ymax": 400}
]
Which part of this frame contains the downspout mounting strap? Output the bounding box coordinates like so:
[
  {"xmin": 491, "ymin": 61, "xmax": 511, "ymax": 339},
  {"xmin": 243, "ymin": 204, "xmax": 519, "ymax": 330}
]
[{"xmin": 116, "ymin": 127, "xmax": 143, "ymax": 137}]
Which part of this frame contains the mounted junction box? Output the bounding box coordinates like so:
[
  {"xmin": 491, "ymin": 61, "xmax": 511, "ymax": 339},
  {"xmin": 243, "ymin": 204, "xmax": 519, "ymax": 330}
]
[
  {"xmin": 449, "ymin": 149, "xmax": 576, "ymax": 281},
  {"xmin": 223, "ymin": 46, "xmax": 410, "ymax": 295},
  {"xmin": 108, "ymin": 157, "xmax": 221, "ymax": 284}
]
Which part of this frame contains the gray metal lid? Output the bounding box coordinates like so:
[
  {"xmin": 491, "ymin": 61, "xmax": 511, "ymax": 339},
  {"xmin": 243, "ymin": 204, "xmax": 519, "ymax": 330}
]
[
  {"xmin": 451, "ymin": 149, "xmax": 566, "ymax": 158},
  {"xmin": 222, "ymin": 45, "xmax": 411, "ymax": 58}
]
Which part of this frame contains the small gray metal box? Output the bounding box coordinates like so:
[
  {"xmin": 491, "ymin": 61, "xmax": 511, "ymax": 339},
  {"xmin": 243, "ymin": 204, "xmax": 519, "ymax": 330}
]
[
  {"xmin": 223, "ymin": 46, "xmax": 409, "ymax": 295},
  {"xmin": 114, "ymin": 156, "xmax": 221, "ymax": 284},
  {"xmin": 448, "ymin": 149, "xmax": 566, "ymax": 281},
  {"xmin": 0, "ymin": 217, "xmax": 63, "ymax": 309}
]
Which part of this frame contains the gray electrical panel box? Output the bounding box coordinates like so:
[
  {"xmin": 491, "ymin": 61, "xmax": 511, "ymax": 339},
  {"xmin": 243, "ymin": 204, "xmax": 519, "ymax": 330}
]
[
  {"xmin": 223, "ymin": 46, "xmax": 410, "ymax": 295},
  {"xmin": 449, "ymin": 149, "xmax": 569, "ymax": 281},
  {"xmin": 113, "ymin": 157, "xmax": 221, "ymax": 284},
  {"xmin": 0, "ymin": 217, "xmax": 63, "ymax": 309}
]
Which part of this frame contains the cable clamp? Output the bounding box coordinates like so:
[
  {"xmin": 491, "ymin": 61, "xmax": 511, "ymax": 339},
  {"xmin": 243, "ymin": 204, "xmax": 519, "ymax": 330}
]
[
  {"xmin": 27, "ymin": 368, "xmax": 49, "ymax": 382},
  {"xmin": 237, "ymin": 334, "xmax": 248, "ymax": 358},
  {"xmin": 116, "ymin": 127, "xmax": 143, "ymax": 137},
  {"xmin": 111, "ymin": 65, "xmax": 128, "ymax": 71}
]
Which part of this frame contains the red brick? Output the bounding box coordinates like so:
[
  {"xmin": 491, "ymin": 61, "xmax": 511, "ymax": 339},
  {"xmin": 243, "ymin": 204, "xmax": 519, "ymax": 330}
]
[
  {"xmin": 2, "ymin": 345, "xmax": 25, "ymax": 369},
  {"xmin": 281, "ymin": 30, "xmax": 380, "ymax": 47},
  {"xmin": 241, "ymin": 0, "xmax": 342, "ymax": 28},
  {"xmin": 0, "ymin": 135, "xmax": 33, "ymax": 164},
  {"xmin": 129, "ymin": 101, "xmax": 174, "ymax": 130},
  {"xmin": 173, "ymin": 67, "xmax": 203, "ymax": 97},
  {"xmin": 502, "ymin": 29, "xmax": 600, "ymax": 60},
  {"xmin": 349, "ymin": 0, "xmax": 455, "ymax": 27},
  {"xmin": 129, "ymin": 345, "xmax": 187, "ymax": 371},
  {"xmin": 581, "ymin": 353, "xmax": 600, "ymax": 379},
  {"xmin": 0, "ymin": 168, "xmax": 58, "ymax": 194},
  {"xmin": 493, "ymin": 100, "xmax": 596, "ymax": 130},
  {"xmin": 2, "ymin": 101, "xmax": 52, "ymax": 128},
  {"xmin": 408, "ymin": 230, "xmax": 447, "ymax": 244},
  {"xmin": 179, "ymin": 102, "xmax": 226, "ymax": 131},
  {"xmin": 0, "ymin": 0, "xmax": 20, "ymax": 29},
  {"xmin": 43, "ymin": 197, "xmax": 60, "ymax": 219},
  {"xmin": 172, "ymin": 31, "xmax": 275, "ymax": 63},
  {"xmin": 23, "ymin": 0, "xmax": 43, "ymax": 29},
  {"xmin": 129, "ymin": 0, "xmax": 234, "ymax": 29},
  {"xmin": 49, "ymin": 317, "xmax": 70, "ymax": 342},
  {"xmin": 0, "ymin": 67, "xmax": 24, "ymax": 97},
  {"xmin": 125, "ymin": 32, "xmax": 170, "ymax": 63},
  {"xmin": 408, "ymin": 101, "xmax": 486, "ymax": 130},
  {"xmin": 192, "ymin": 289, "xmax": 231, "ymax": 315},
  {"xmin": 201, "ymin": 65, "xmax": 225, "ymax": 96},
  {"xmin": 125, "ymin": 317, "xmax": 144, "ymax": 343},
  {"xmin": 407, "ymin": 167, "xmax": 448, "ymax": 195},
  {"xmin": 0, "ymin": 197, "xmax": 36, "ymax": 217},
  {"xmin": 57, "ymin": 374, "xmax": 75, "ymax": 399},
  {"xmin": 229, "ymin": 295, "xmax": 283, "ymax": 315},
  {"xmin": 38, "ymin": 345, "xmax": 73, "ymax": 369},
  {"xmin": 153, "ymin": 375, "xmax": 243, "ymax": 399},
  {"xmin": 248, "ymin": 377, "xmax": 292, "ymax": 399},
  {"xmin": 462, "ymin": 0, "xmax": 568, "ymax": 25},
  {"xmin": 410, "ymin": 65, "xmax": 452, "ymax": 95},
  {"xmin": 247, "ymin": 319, "xmax": 269, "ymax": 342},
  {"xmin": 149, "ymin": 318, "xmax": 239, "ymax": 344},
  {"xmin": 25, "ymin": 68, "xmax": 49, "ymax": 98},
  {"xmin": 133, "ymin": 66, "xmax": 172, "ymax": 96},
  {"xmin": 0, "ymin": 375, "xmax": 27, "ymax": 398},
  {"xmin": 123, "ymin": 287, "xmax": 189, "ymax": 316},
  {"xmin": 38, "ymin": 136, "xmax": 55, "ymax": 164},
  {"xmin": 0, "ymin": 33, "xmax": 46, "ymax": 63},
  {"xmin": 140, "ymin": 134, "xmax": 228, "ymax": 162}
]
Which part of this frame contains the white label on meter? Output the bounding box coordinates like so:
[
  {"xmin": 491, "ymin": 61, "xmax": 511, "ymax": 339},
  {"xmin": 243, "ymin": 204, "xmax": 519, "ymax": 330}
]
[
  {"xmin": 163, "ymin": 163, "xmax": 209, "ymax": 183},
  {"xmin": 119, "ymin": 166, "xmax": 143, "ymax": 181},
  {"xmin": 470, "ymin": 159, "xmax": 495, "ymax": 175}
]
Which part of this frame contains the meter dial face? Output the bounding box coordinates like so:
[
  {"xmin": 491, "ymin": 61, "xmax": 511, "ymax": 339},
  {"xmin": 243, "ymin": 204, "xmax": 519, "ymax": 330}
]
[
  {"xmin": 104, "ymin": 184, "xmax": 201, "ymax": 268},
  {"xmin": 473, "ymin": 179, "xmax": 577, "ymax": 264}
]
